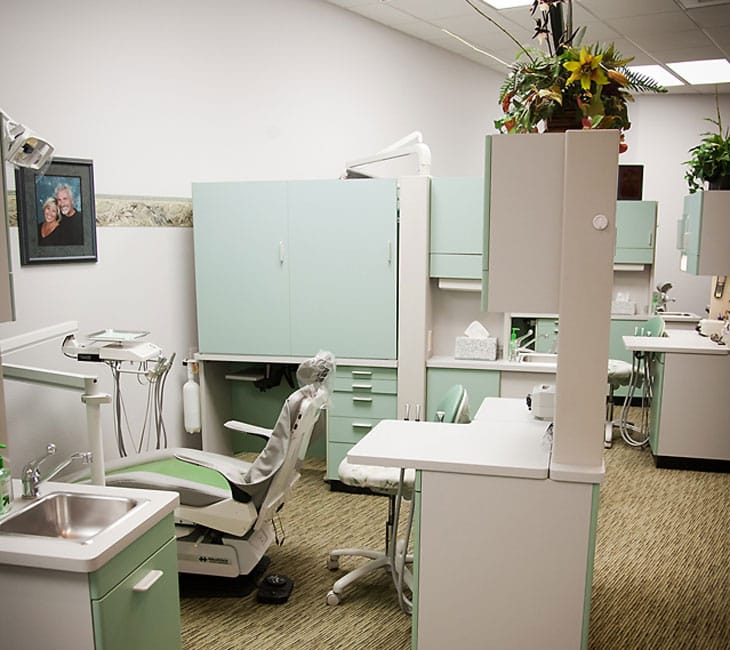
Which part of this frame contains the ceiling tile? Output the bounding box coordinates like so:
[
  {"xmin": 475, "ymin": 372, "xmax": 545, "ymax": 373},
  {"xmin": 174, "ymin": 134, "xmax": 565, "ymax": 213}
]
[
  {"xmin": 577, "ymin": 0, "xmax": 680, "ymax": 19},
  {"xmin": 686, "ymin": 6, "xmax": 730, "ymax": 28},
  {"xmin": 607, "ymin": 11, "xmax": 696, "ymax": 37}
]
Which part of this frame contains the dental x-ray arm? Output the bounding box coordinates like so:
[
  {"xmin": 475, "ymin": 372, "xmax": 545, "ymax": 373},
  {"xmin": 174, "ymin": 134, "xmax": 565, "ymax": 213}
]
[{"xmin": 345, "ymin": 131, "xmax": 432, "ymax": 177}]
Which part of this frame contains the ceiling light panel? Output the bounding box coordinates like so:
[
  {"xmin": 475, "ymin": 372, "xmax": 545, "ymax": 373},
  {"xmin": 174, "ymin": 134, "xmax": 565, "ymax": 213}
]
[
  {"xmin": 627, "ymin": 64, "xmax": 686, "ymax": 86},
  {"xmin": 668, "ymin": 58, "xmax": 730, "ymax": 84}
]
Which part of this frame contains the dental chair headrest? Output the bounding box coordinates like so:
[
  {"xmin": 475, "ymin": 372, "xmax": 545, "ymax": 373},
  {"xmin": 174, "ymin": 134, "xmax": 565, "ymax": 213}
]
[{"xmin": 296, "ymin": 350, "xmax": 335, "ymax": 391}]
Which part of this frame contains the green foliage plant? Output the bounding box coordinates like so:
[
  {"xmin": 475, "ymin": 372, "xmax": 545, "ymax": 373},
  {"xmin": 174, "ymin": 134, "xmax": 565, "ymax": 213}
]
[{"xmin": 684, "ymin": 92, "xmax": 730, "ymax": 193}]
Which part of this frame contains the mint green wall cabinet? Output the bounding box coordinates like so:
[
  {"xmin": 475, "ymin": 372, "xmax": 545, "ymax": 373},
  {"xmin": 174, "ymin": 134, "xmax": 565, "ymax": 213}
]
[
  {"xmin": 429, "ymin": 177, "xmax": 484, "ymax": 279},
  {"xmin": 614, "ymin": 201, "xmax": 657, "ymax": 264},
  {"xmin": 535, "ymin": 317, "xmax": 559, "ymax": 353},
  {"xmin": 425, "ymin": 368, "xmax": 499, "ymax": 421},
  {"xmin": 327, "ymin": 365, "xmax": 397, "ymax": 480},
  {"xmin": 678, "ymin": 191, "xmax": 730, "ymax": 276},
  {"xmin": 193, "ymin": 179, "xmax": 398, "ymax": 359},
  {"xmin": 193, "ymin": 182, "xmax": 290, "ymax": 355}
]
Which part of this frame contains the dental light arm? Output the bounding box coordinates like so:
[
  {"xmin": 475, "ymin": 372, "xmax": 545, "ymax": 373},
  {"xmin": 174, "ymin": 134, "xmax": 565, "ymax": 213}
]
[{"xmin": 345, "ymin": 131, "xmax": 432, "ymax": 177}]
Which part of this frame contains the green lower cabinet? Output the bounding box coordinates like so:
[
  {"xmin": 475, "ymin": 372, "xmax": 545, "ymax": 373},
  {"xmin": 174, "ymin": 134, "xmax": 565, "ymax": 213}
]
[
  {"xmin": 426, "ymin": 368, "xmax": 500, "ymax": 421},
  {"xmin": 648, "ymin": 353, "xmax": 665, "ymax": 454},
  {"xmin": 90, "ymin": 516, "xmax": 181, "ymax": 650},
  {"xmin": 326, "ymin": 365, "xmax": 397, "ymax": 481}
]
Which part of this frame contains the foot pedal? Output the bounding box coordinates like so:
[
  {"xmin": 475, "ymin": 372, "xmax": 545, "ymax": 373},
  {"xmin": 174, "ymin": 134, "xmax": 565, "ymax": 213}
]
[{"xmin": 256, "ymin": 574, "xmax": 294, "ymax": 604}]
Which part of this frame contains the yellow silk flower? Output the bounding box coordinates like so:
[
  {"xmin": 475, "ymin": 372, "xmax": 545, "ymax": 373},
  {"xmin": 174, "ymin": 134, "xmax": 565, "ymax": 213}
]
[{"xmin": 564, "ymin": 47, "xmax": 609, "ymax": 90}]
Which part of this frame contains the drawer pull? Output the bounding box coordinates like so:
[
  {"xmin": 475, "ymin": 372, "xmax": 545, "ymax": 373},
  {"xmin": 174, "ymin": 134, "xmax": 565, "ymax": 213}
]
[
  {"xmin": 352, "ymin": 422, "xmax": 373, "ymax": 429},
  {"xmin": 351, "ymin": 383, "xmax": 373, "ymax": 390},
  {"xmin": 352, "ymin": 397, "xmax": 373, "ymax": 403},
  {"xmin": 351, "ymin": 371, "xmax": 372, "ymax": 377},
  {"xmin": 133, "ymin": 569, "xmax": 164, "ymax": 593}
]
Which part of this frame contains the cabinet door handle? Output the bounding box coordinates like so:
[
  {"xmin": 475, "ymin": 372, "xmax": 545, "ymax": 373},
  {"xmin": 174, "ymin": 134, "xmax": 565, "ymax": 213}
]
[
  {"xmin": 351, "ymin": 383, "xmax": 373, "ymax": 390},
  {"xmin": 352, "ymin": 422, "xmax": 373, "ymax": 429},
  {"xmin": 351, "ymin": 371, "xmax": 372, "ymax": 377},
  {"xmin": 387, "ymin": 240, "xmax": 393, "ymax": 264},
  {"xmin": 352, "ymin": 396, "xmax": 373, "ymax": 403},
  {"xmin": 648, "ymin": 231, "xmax": 654, "ymax": 247},
  {"xmin": 133, "ymin": 569, "xmax": 164, "ymax": 592},
  {"xmin": 279, "ymin": 241, "xmax": 285, "ymax": 264}
]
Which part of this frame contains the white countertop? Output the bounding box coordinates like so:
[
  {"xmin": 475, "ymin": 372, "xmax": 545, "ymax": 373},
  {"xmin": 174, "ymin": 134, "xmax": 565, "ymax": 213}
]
[
  {"xmin": 0, "ymin": 480, "xmax": 178, "ymax": 572},
  {"xmin": 347, "ymin": 417, "xmax": 552, "ymax": 480},
  {"xmin": 428, "ymin": 355, "xmax": 557, "ymax": 373},
  {"xmin": 623, "ymin": 328, "xmax": 728, "ymax": 355}
]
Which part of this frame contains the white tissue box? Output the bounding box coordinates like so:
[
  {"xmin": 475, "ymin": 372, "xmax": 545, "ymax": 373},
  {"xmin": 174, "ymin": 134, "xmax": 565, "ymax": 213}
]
[
  {"xmin": 611, "ymin": 300, "xmax": 636, "ymax": 315},
  {"xmin": 454, "ymin": 336, "xmax": 497, "ymax": 361}
]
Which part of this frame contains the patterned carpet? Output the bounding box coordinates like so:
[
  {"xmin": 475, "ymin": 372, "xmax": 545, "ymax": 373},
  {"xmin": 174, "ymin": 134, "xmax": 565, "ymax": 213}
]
[{"xmin": 180, "ymin": 440, "xmax": 729, "ymax": 650}]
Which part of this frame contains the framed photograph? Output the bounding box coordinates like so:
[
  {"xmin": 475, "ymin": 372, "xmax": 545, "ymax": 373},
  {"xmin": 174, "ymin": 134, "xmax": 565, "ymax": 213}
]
[{"xmin": 15, "ymin": 157, "xmax": 97, "ymax": 265}]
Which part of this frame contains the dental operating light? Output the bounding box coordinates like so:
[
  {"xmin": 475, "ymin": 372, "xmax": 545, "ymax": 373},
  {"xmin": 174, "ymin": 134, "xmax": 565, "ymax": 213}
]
[{"xmin": 1, "ymin": 109, "xmax": 54, "ymax": 170}]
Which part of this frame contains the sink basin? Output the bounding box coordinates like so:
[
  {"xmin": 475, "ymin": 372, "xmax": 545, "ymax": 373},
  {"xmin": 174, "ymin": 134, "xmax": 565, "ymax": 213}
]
[
  {"xmin": 517, "ymin": 352, "xmax": 557, "ymax": 365},
  {"xmin": 658, "ymin": 312, "xmax": 700, "ymax": 319},
  {"xmin": 0, "ymin": 492, "xmax": 138, "ymax": 543}
]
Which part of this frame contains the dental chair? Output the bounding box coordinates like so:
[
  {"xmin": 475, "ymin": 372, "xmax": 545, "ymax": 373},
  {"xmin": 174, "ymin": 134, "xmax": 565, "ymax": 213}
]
[
  {"xmin": 326, "ymin": 384, "xmax": 470, "ymax": 612},
  {"xmin": 99, "ymin": 352, "xmax": 334, "ymax": 578}
]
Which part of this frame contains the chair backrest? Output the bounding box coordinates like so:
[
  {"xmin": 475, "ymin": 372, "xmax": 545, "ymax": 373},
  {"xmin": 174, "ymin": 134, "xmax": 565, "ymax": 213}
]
[
  {"xmin": 434, "ymin": 384, "xmax": 470, "ymax": 423},
  {"xmin": 642, "ymin": 315, "xmax": 666, "ymax": 338},
  {"xmin": 254, "ymin": 384, "xmax": 329, "ymax": 531}
]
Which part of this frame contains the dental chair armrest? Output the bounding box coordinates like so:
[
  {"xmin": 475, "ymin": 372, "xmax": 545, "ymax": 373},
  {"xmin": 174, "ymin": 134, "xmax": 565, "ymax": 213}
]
[{"xmin": 224, "ymin": 420, "xmax": 273, "ymax": 440}]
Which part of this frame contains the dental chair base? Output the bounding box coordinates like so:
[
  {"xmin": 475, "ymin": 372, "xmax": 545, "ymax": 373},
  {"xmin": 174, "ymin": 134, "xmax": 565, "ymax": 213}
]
[{"xmin": 176, "ymin": 521, "xmax": 275, "ymax": 577}]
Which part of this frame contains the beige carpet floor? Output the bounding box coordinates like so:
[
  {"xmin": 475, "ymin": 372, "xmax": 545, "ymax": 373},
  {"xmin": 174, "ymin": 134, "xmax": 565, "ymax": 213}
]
[{"xmin": 180, "ymin": 440, "xmax": 729, "ymax": 649}]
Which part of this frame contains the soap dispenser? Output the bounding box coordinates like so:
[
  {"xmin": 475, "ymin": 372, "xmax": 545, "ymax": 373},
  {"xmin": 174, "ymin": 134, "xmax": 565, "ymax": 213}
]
[
  {"xmin": 509, "ymin": 327, "xmax": 519, "ymax": 361},
  {"xmin": 0, "ymin": 443, "xmax": 12, "ymax": 515}
]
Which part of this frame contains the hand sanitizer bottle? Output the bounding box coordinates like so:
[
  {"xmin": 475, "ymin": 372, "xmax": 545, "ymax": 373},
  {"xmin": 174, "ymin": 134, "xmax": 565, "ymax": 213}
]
[{"xmin": 0, "ymin": 443, "xmax": 12, "ymax": 515}]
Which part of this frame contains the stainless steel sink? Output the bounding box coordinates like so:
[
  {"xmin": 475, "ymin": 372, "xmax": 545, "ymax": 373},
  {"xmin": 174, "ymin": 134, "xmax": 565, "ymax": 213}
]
[
  {"xmin": 518, "ymin": 352, "xmax": 558, "ymax": 365},
  {"xmin": 0, "ymin": 492, "xmax": 138, "ymax": 542}
]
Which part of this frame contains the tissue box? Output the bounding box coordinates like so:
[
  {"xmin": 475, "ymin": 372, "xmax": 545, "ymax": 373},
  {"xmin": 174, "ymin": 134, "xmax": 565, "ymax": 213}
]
[
  {"xmin": 454, "ymin": 336, "xmax": 497, "ymax": 361},
  {"xmin": 611, "ymin": 300, "xmax": 636, "ymax": 315}
]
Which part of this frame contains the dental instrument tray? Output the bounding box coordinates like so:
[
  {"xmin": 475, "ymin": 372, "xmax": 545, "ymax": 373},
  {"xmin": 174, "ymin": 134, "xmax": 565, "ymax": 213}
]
[{"xmin": 87, "ymin": 329, "xmax": 150, "ymax": 342}]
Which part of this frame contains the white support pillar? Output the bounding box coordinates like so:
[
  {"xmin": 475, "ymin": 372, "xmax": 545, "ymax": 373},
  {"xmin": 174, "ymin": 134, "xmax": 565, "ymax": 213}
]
[
  {"xmin": 397, "ymin": 175, "xmax": 431, "ymax": 421},
  {"xmin": 551, "ymin": 130, "xmax": 619, "ymax": 478}
]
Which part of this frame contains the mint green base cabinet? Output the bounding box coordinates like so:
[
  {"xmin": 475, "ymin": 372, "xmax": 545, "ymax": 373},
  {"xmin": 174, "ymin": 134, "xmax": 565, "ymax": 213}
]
[
  {"xmin": 326, "ymin": 365, "xmax": 397, "ymax": 481},
  {"xmin": 425, "ymin": 368, "xmax": 500, "ymax": 421},
  {"xmin": 91, "ymin": 523, "xmax": 180, "ymax": 650},
  {"xmin": 614, "ymin": 201, "xmax": 657, "ymax": 264},
  {"xmin": 429, "ymin": 177, "xmax": 484, "ymax": 279}
]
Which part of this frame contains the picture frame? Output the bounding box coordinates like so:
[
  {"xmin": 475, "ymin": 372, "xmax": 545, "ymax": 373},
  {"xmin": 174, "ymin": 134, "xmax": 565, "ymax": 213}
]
[{"xmin": 15, "ymin": 157, "xmax": 97, "ymax": 265}]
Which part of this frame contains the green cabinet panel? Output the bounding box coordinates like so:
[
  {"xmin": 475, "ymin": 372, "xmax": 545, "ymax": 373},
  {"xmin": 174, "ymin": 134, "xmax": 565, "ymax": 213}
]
[
  {"xmin": 679, "ymin": 192, "xmax": 730, "ymax": 276},
  {"xmin": 425, "ymin": 368, "xmax": 500, "ymax": 421},
  {"xmin": 535, "ymin": 318, "xmax": 559, "ymax": 353},
  {"xmin": 193, "ymin": 182, "xmax": 290, "ymax": 355},
  {"xmin": 288, "ymin": 180, "xmax": 397, "ymax": 358},
  {"xmin": 614, "ymin": 201, "xmax": 656, "ymax": 264},
  {"xmin": 193, "ymin": 179, "xmax": 398, "ymax": 359},
  {"xmin": 429, "ymin": 177, "xmax": 484, "ymax": 279},
  {"xmin": 648, "ymin": 353, "xmax": 665, "ymax": 454},
  {"xmin": 92, "ymin": 537, "xmax": 181, "ymax": 650}
]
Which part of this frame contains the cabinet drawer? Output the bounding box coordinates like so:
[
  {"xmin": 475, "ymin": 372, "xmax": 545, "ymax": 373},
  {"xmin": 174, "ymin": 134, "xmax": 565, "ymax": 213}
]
[
  {"xmin": 89, "ymin": 515, "xmax": 174, "ymax": 599},
  {"xmin": 328, "ymin": 415, "xmax": 381, "ymax": 444},
  {"xmin": 331, "ymin": 391, "xmax": 397, "ymax": 419},
  {"xmin": 335, "ymin": 366, "xmax": 397, "ymax": 382},
  {"xmin": 333, "ymin": 376, "xmax": 397, "ymax": 394},
  {"xmin": 429, "ymin": 253, "xmax": 482, "ymax": 279},
  {"xmin": 92, "ymin": 537, "xmax": 181, "ymax": 650}
]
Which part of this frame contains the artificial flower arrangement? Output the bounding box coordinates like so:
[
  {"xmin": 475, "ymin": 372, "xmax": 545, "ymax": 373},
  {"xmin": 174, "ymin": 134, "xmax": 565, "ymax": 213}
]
[{"xmin": 466, "ymin": 0, "xmax": 666, "ymax": 151}]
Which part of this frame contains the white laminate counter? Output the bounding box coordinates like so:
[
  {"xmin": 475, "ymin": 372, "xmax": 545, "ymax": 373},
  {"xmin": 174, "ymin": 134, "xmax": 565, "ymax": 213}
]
[
  {"xmin": 428, "ymin": 355, "xmax": 557, "ymax": 373},
  {"xmin": 0, "ymin": 480, "xmax": 178, "ymax": 572},
  {"xmin": 623, "ymin": 328, "xmax": 728, "ymax": 355},
  {"xmin": 347, "ymin": 417, "xmax": 552, "ymax": 479}
]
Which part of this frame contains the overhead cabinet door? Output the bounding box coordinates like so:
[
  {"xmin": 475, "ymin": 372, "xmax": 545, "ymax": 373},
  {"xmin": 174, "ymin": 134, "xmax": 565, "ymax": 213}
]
[
  {"xmin": 193, "ymin": 182, "xmax": 290, "ymax": 354},
  {"xmin": 193, "ymin": 179, "xmax": 398, "ymax": 359},
  {"xmin": 288, "ymin": 179, "xmax": 398, "ymax": 359}
]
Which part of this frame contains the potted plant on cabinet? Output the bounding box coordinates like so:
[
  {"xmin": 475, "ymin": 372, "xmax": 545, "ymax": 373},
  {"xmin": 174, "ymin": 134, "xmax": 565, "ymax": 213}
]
[
  {"xmin": 465, "ymin": 0, "xmax": 666, "ymax": 151},
  {"xmin": 684, "ymin": 93, "xmax": 730, "ymax": 193}
]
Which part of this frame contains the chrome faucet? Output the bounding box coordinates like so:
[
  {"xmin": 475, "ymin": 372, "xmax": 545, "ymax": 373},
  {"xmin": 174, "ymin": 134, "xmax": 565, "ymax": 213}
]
[{"xmin": 22, "ymin": 443, "xmax": 93, "ymax": 498}]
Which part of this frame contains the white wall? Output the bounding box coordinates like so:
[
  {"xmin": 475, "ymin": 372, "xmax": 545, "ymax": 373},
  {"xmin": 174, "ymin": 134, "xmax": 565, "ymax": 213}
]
[{"xmin": 0, "ymin": 0, "xmax": 727, "ymax": 472}]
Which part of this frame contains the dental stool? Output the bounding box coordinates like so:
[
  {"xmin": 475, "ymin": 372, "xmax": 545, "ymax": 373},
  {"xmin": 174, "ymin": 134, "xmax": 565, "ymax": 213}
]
[
  {"xmin": 326, "ymin": 384, "xmax": 469, "ymax": 613},
  {"xmin": 604, "ymin": 358, "xmax": 633, "ymax": 448}
]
